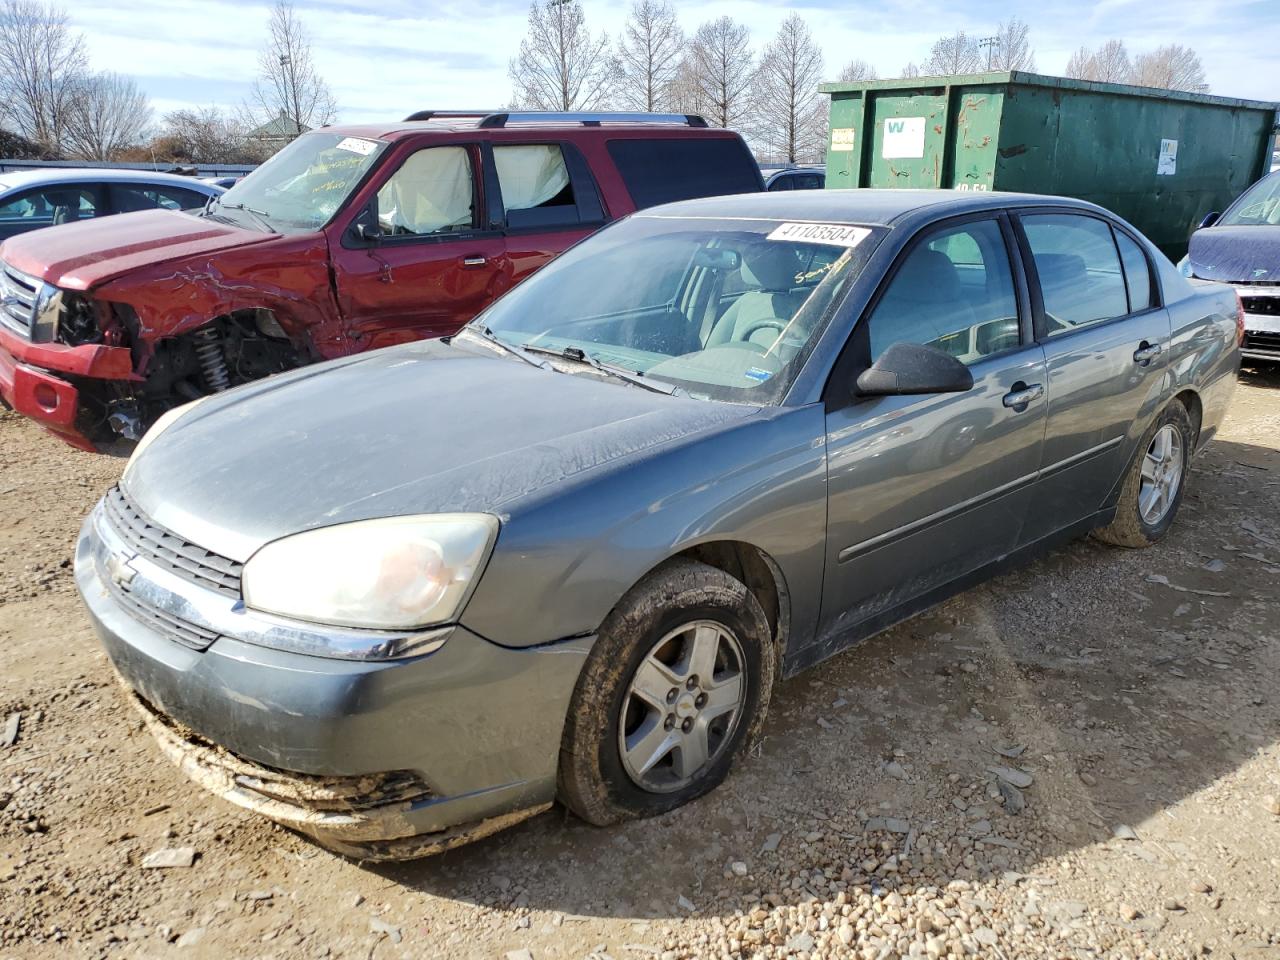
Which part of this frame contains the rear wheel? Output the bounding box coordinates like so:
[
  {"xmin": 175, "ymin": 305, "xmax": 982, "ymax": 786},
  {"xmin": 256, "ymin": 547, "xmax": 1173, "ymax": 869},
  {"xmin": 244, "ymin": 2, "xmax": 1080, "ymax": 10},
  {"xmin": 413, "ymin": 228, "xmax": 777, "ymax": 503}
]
[
  {"xmin": 558, "ymin": 559, "xmax": 774, "ymax": 826},
  {"xmin": 1094, "ymin": 401, "xmax": 1194, "ymax": 548}
]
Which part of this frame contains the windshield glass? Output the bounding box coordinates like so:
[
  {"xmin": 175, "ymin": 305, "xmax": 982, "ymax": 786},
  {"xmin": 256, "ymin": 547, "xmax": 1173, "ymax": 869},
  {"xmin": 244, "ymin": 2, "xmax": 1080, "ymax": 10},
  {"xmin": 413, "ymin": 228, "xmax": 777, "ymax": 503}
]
[
  {"xmin": 475, "ymin": 215, "xmax": 884, "ymax": 404},
  {"xmin": 215, "ymin": 132, "xmax": 386, "ymax": 233},
  {"xmin": 1221, "ymin": 173, "xmax": 1280, "ymax": 226}
]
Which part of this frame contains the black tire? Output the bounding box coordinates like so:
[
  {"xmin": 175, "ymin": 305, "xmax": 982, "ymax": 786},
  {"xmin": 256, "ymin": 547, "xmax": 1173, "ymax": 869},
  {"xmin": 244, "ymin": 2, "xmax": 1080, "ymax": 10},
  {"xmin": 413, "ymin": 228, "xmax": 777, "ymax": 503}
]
[
  {"xmin": 558, "ymin": 558, "xmax": 775, "ymax": 826},
  {"xmin": 1094, "ymin": 401, "xmax": 1194, "ymax": 548}
]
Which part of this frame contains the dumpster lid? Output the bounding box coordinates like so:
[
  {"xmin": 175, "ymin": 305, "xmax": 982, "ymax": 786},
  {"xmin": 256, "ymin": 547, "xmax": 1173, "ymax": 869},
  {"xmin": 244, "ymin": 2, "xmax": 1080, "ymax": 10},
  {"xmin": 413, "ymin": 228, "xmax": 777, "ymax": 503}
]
[{"xmin": 819, "ymin": 70, "xmax": 1280, "ymax": 115}]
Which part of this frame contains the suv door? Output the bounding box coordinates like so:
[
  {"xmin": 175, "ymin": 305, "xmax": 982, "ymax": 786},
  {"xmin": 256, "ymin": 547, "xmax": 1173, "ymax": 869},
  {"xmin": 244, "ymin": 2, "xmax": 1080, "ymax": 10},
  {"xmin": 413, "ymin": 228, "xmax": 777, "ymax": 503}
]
[
  {"xmin": 490, "ymin": 141, "xmax": 607, "ymax": 286},
  {"xmin": 333, "ymin": 143, "xmax": 506, "ymax": 351},
  {"xmin": 1014, "ymin": 211, "xmax": 1171, "ymax": 541},
  {"xmin": 816, "ymin": 215, "xmax": 1048, "ymax": 652}
]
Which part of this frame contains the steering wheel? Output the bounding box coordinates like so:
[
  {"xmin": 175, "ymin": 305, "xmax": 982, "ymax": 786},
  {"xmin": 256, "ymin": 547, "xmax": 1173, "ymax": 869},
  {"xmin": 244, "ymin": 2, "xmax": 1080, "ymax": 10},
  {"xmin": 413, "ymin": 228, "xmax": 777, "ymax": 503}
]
[{"xmin": 736, "ymin": 319, "xmax": 787, "ymax": 344}]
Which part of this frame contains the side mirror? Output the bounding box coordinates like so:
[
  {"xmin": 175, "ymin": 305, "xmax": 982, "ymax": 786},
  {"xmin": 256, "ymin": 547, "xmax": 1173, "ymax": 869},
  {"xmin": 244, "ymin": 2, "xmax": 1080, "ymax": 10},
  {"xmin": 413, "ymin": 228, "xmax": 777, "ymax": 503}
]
[
  {"xmin": 855, "ymin": 342, "xmax": 974, "ymax": 397},
  {"xmin": 354, "ymin": 220, "xmax": 383, "ymax": 244},
  {"xmin": 1198, "ymin": 211, "xmax": 1220, "ymax": 230}
]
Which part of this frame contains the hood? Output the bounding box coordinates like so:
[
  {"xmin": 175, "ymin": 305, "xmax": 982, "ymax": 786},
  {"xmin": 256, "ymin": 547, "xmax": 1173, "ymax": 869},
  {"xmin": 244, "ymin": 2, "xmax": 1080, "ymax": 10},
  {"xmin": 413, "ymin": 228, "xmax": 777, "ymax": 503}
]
[
  {"xmin": 125, "ymin": 339, "xmax": 755, "ymax": 562},
  {"xmin": 0, "ymin": 209, "xmax": 276, "ymax": 291},
  {"xmin": 1187, "ymin": 225, "xmax": 1280, "ymax": 283}
]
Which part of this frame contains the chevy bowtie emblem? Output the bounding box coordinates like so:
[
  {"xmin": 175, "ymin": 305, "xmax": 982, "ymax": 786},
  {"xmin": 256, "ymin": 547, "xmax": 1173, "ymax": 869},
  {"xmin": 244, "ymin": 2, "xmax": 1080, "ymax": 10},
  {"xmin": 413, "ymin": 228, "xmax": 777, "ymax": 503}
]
[{"xmin": 106, "ymin": 551, "xmax": 136, "ymax": 587}]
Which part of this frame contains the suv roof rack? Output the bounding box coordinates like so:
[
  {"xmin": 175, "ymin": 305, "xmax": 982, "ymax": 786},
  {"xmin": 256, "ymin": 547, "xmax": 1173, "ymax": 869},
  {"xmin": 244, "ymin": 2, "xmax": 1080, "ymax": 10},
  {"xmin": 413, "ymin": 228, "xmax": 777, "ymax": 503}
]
[{"xmin": 402, "ymin": 110, "xmax": 709, "ymax": 128}]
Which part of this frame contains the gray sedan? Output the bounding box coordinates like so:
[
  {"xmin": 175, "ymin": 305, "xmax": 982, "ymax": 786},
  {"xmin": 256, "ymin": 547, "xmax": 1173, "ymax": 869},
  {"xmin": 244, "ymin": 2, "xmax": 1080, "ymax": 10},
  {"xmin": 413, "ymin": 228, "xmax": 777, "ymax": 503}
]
[{"xmin": 74, "ymin": 190, "xmax": 1241, "ymax": 859}]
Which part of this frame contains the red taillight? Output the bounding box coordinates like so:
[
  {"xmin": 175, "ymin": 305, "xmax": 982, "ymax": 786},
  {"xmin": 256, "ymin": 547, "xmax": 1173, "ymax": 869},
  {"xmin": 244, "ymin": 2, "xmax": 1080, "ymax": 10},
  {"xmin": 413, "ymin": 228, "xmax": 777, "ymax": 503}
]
[{"xmin": 1234, "ymin": 293, "xmax": 1246, "ymax": 345}]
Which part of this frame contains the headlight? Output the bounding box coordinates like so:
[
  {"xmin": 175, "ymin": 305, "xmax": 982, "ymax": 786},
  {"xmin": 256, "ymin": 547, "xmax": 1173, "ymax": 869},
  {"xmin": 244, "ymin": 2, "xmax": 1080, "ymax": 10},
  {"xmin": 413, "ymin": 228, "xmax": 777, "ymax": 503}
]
[
  {"xmin": 122, "ymin": 396, "xmax": 212, "ymax": 481},
  {"xmin": 242, "ymin": 515, "xmax": 499, "ymax": 630},
  {"xmin": 1177, "ymin": 256, "xmax": 1194, "ymax": 279}
]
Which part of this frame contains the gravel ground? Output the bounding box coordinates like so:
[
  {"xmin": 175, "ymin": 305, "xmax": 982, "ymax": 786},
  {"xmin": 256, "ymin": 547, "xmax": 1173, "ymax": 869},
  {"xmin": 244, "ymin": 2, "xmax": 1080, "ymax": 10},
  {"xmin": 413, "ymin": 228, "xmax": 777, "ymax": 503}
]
[{"xmin": 2, "ymin": 366, "xmax": 1279, "ymax": 960}]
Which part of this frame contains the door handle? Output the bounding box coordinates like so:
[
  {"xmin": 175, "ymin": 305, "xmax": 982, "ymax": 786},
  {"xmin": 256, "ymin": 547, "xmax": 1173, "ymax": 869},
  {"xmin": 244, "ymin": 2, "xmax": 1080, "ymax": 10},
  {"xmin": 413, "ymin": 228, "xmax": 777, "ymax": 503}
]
[
  {"xmin": 461, "ymin": 255, "xmax": 487, "ymax": 267},
  {"xmin": 1002, "ymin": 382, "xmax": 1044, "ymax": 410},
  {"xmin": 1133, "ymin": 341, "xmax": 1162, "ymax": 365}
]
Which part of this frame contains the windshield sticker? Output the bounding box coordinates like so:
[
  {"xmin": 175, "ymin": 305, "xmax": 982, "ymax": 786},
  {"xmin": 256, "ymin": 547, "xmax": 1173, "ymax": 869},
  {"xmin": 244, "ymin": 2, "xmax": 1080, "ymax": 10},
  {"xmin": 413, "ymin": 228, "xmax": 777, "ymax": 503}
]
[
  {"xmin": 767, "ymin": 222, "xmax": 870, "ymax": 248},
  {"xmin": 336, "ymin": 137, "xmax": 378, "ymax": 156},
  {"xmin": 744, "ymin": 367, "xmax": 773, "ymax": 383}
]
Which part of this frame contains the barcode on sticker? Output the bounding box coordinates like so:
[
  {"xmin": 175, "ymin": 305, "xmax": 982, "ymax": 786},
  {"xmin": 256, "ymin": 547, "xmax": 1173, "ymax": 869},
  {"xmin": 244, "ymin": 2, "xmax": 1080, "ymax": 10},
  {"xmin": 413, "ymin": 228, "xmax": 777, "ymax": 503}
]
[{"xmin": 767, "ymin": 222, "xmax": 870, "ymax": 247}]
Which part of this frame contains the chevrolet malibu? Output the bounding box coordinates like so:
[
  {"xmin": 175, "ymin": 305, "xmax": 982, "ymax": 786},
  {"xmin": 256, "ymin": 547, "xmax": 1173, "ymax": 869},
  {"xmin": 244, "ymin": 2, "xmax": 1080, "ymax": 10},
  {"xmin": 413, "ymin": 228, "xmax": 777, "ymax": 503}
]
[{"xmin": 75, "ymin": 190, "xmax": 1241, "ymax": 860}]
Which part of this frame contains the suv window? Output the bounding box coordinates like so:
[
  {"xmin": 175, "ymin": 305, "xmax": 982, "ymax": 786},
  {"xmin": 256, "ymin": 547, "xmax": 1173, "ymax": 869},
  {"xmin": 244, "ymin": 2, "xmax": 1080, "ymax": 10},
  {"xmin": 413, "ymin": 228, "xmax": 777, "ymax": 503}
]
[
  {"xmin": 867, "ymin": 219, "xmax": 1020, "ymax": 364},
  {"xmin": 494, "ymin": 144, "xmax": 579, "ymax": 230},
  {"xmin": 1022, "ymin": 213, "xmax": 1129, "ymax": 335},
  {"xmin": 0, "ymin": 185, "xmax": 99, "ymax": 229},
  {"xmin": 110, "ymin": 183, "xmax": 208, "ymax": 213},
  {"xmin": 607, "ymin": 137, "xmax": 762, "ymax": 209},
  {"xmin": 376, "ymin": 146, "xmax": 475, "ymax": 238},
  {"xmin": 1115, "ymin": 231, "xmax": 1153, "ymax": 313}
]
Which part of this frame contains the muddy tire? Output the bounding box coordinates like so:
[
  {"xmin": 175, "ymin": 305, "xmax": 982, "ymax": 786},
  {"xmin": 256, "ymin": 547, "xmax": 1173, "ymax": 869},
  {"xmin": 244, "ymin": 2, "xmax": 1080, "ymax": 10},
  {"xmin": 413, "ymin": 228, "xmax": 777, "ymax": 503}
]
[
  {"xmin": 558, "ymin": 558, "xmax": 774, "ymax": 827},
  {"xmin": 1094, "ymin": 401, "xmax": 1194, "ymax": 548}
]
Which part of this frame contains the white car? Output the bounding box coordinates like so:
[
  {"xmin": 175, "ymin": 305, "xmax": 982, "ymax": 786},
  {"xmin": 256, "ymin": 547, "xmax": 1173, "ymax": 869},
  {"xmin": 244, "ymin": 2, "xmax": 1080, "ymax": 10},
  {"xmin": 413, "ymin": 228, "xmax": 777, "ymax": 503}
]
[{"xmin": 0, "ymin": 168, "xmax": 223, "ymax": 242}]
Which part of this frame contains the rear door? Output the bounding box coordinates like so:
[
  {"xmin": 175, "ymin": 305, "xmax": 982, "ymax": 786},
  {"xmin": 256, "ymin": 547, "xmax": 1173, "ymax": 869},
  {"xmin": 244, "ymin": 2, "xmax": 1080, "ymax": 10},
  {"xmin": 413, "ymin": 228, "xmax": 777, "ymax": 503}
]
[
  {"xmin": 1014, "ymin": 210, "xmax": 1171, "ymax": 541},
  {"xmin": 332, "ymin": 142, "xmax": 506, "ymax": 351},
  {"xmin": 489, "ymin": 140, "xmax": 607, "ymax": 286},
  {"xmin": 816, "ymin": 215, "xmax": 1047, "ymax": 651}
]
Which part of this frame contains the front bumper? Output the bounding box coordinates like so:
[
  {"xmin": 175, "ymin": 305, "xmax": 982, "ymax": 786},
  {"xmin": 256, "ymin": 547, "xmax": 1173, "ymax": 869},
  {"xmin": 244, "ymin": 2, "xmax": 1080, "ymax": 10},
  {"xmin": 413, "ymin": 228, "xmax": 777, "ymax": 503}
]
[
  {"xmin": 74, "ymin": 500, "xmax": 593, "ymax": 858},
  {"xmin": 1235, "ymin": 285, "xmax": 1280, "ymax": 361},
  {"xmin": 0, "ymin": 322, "xmax": 134, "ymax": 449}
]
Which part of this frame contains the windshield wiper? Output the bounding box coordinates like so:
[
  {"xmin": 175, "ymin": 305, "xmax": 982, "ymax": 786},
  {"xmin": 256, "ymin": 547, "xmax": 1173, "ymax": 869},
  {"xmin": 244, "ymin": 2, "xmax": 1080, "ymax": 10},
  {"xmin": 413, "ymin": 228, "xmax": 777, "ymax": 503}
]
[
  {"xmin": 216, "ymin": 200, "xmax": 277, "ymax": 233},
  {"xmin": 519, "ymin": 343, "xmax": 682, "ymax": 396},
  {"xmin": 458, "ymin": 326, "xmax": 548, "ymax": 369}
]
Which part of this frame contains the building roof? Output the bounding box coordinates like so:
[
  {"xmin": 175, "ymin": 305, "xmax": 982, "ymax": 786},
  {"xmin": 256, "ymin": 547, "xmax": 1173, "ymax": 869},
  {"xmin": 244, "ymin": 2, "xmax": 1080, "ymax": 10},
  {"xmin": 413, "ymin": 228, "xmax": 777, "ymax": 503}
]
[{"xmin": 249, "ymin": 111, "xmax": 311, "ymax": 140}]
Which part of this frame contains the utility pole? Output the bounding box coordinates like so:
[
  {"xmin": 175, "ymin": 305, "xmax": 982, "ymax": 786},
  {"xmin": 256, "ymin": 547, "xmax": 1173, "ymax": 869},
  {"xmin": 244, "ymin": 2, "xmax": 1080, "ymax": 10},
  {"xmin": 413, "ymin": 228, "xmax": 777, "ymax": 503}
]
[{"xmin": 978, "ymin": 36, "xmax": 998, "ymax": 70}]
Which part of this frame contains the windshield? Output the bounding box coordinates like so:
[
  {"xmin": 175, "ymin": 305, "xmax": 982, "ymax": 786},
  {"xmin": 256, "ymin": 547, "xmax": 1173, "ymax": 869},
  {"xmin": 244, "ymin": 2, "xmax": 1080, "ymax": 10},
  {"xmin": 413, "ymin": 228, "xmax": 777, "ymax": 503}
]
[
  {"xmin": 214, "ymin": 132, "xmax": 386, "ymax": 233},
  {"xmin": 1220, "ymin": 172, "xmax": 1280, "ymax": 227},
  {"xmin": 474, "ymin": 215, "xmax": 883, "ymax": 404}
]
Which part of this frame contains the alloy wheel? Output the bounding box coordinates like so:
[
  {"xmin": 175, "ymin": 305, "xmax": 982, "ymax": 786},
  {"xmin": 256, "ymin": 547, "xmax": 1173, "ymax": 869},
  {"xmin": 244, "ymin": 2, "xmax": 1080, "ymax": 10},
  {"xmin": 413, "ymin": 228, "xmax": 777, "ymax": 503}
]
[{"xmin": 1138, "ymin": 423, "xmax": 1184, "ymax": 525}]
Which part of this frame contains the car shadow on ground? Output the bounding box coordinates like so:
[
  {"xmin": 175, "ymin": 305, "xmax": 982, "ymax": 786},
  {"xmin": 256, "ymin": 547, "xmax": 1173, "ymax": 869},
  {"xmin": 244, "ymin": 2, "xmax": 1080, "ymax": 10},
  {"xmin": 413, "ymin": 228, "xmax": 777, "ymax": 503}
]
[
  {"xmin": 1240, "ymin": 361, "xmax": 1280, "ymax": 388},
  {"xmin": 363, "ymin": 434, "xmax": 1280, "ymax": 930}
]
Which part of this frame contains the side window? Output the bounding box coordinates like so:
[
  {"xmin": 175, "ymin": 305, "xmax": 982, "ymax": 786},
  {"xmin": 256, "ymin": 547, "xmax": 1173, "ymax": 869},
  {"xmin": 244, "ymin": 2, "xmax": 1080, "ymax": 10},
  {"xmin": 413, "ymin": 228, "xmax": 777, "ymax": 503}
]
[
  {"xmin": 110, "ymin": 184, "xmax": 208, "ymax": 213},
  {"xmin": 1115, "ymin": 231, "xmax": 1153, "ymax": 313},
  {"xmin": 866, "ymin": 219, "xmax": 1020, "ymax": 364},
  {"xmin": 376, "ymin": 146, "xmax": 475, "ymax": 238},
  {"xmin": 494, "ymin": 144, "xmax": 578, "ymax": 229},
  {"xmin": 767, "ymin": 175, "xmax": 793, "ymax": 192},
  {"xmin": 606, "ymin": 137, "xmax": 763, "ymax": 209},
  {"xmin": 797, "ymin": 174, "xmax": 823, "ymax": 190},
  {"xmin": 0, "ymin": 185, "xmax": 99, "ymax": 227},
  {"xmin": 1022, "ymin": 214, "xmax": 1129, "ymax": 335}
]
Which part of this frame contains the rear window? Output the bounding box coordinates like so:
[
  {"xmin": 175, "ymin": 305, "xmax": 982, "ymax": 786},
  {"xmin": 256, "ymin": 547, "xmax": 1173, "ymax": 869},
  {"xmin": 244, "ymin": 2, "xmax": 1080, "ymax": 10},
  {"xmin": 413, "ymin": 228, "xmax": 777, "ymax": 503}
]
[{"xmin": 607, "ymin": 137, "xmax": 762, "ymax": 210}]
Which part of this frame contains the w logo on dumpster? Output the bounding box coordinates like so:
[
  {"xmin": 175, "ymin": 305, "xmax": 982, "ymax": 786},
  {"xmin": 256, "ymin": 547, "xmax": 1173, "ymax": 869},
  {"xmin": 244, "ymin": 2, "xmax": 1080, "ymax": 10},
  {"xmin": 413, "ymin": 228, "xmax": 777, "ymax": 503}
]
[
  {"xmin": 882, "ymin": 116, "xmax": 926, "ymax": 160},
  {"xmin": 887, "ymin": 121, "xmax": 907, "ymax": 134}
]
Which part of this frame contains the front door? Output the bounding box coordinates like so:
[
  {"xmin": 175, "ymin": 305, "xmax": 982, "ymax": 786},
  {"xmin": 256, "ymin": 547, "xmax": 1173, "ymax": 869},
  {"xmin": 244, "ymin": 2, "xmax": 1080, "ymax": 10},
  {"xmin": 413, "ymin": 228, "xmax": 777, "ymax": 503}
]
[
  {"xmin": 816, "ymin": 216, "xmax": 1047, "ymax": 656},
  {"xmin": 332, "ymin": 143, "xmax": 507, "ymax": 351},
  {"xmin": 1014, "ymin": 211, "xmax": 1173, "ymax": 541}
]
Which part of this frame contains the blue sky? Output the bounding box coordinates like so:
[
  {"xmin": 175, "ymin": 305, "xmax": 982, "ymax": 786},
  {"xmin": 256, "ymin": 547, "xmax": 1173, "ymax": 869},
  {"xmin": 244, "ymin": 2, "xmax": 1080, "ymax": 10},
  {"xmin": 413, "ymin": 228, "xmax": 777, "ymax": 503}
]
[{"xmin": 71, "ymin": 0, "xmax": 1279, "ymax": 124}]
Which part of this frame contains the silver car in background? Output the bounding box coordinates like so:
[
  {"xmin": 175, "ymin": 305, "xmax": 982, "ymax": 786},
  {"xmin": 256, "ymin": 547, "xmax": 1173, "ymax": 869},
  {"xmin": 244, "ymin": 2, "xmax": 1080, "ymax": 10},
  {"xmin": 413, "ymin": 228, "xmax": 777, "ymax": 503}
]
[{"xmin": 75, "ymin": 190, "xmax": 1241, "ymax": 859}]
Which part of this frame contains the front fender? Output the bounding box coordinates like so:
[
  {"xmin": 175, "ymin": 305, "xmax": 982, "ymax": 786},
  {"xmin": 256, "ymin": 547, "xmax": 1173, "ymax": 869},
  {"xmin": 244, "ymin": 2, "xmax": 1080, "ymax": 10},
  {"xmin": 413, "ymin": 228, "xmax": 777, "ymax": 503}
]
[{"xmin": 460, "ymin": 405, "xmax": 829, "ymax": 656}]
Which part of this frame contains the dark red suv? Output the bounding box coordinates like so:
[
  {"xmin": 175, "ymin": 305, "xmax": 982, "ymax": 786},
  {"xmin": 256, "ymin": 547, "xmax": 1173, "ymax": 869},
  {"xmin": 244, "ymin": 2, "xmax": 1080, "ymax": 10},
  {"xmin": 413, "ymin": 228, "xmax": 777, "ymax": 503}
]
[{"xmin": 0, "ymin": 111, "xmax": 762, "ymax": 449}]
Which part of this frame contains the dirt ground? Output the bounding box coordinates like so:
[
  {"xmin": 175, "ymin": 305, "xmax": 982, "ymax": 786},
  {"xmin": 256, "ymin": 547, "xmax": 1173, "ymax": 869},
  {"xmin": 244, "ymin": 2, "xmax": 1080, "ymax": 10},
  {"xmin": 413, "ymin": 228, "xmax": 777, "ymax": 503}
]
[{"xmin": 2, "ymin": 366, "xmax": 1279, "ymax": 960}]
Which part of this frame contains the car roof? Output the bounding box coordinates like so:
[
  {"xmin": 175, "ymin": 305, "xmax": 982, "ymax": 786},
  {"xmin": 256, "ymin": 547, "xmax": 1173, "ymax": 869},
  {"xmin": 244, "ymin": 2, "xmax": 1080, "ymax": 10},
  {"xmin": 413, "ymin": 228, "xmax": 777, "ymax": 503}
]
[
  {"xmin": 0, "ymin": 167, "xmax": 221, "ymax": 194},
  {"xmin": 313, "ymin": 121, "xmax": 746, "ymax": 142},
  {"xmin": 639, "ymin": 188, "xmax": 1102, "ymax": 226}
]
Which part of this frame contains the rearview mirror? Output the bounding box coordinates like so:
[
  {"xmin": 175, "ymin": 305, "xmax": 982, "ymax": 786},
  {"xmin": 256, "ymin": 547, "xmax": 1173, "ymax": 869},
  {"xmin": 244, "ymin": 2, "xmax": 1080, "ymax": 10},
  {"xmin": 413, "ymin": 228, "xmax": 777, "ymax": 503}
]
[
  {"xmin": 1198, "ymin": 211, "xmax": 1220, "ymax": 230},
  {"xmin": 692, "ymin": 248, "xmax": 742, "ymax": 271},
  {"xmin": 855, "ymin": 342, "xmax": 974, "ymax": 397}
]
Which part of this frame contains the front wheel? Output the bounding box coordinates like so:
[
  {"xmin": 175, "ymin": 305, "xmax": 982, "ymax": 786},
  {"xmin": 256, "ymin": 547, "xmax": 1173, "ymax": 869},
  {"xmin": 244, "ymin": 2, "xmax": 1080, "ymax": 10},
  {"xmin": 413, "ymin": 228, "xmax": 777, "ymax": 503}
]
[
  {"xmin": 558, "ymin": 559, "xmax": 774, "ymax": 826},
  {"xmin": 1094, "ymin": 401, "xmax": 1194, "ymax": 548}
]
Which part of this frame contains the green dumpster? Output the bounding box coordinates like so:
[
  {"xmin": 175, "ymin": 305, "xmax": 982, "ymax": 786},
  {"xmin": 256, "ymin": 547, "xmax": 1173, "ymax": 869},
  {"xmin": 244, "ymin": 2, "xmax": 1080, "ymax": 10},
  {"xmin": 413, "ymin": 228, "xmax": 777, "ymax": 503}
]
[{"xmin": 821, "ymin": 71, "xmax": 1279, "ymax": 259}]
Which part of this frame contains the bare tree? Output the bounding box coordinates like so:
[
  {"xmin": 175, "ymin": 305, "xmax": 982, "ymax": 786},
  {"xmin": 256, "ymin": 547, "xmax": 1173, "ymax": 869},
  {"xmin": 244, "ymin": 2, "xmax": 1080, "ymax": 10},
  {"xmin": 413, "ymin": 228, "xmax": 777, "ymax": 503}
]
[
  {"xmin": 247, "ymin": 0, "xmax": 336, "ymax": 137},
  {"xmin": 989, "ymin": 18, "xmax": 1035, "ymax": 71},
  {"xmin": 0, "ymin": 0, "xmax": 87, "ymax": 152},
  {"xmin": 1065, "ymin": 39, "xmax": 1133, "ymax": 83},
  {"xmin": 1133, "ymin": 44, "xmax": 1206, "ymax": 91},
  {"xmin": 923, "ymin": 31, "xmax": 982, "ymax": 75},
  {"xmin": 615, "ymin": 0, "xmax": 683, "ymax": 111},
  {"xmin": 685, "ymin": 16, "xmax": 755, "ymax": 129},
  {"xmin": 754, "ymin": 14, "xmax": 825, "ymax": 163},
  {"xmin": 509, "ymin": 0, "xmax": 615, "ymax": 110},
  {"xmin": 158, "ymin": 107, "xmax": 259, "ymax": 164},
  {"xmin": 901, "ymin": 62, "xmax": 921, "ymax": 79},
  {"xmin": 838, "ymin": 59, "xmax": 877, "ymax": 82},
  {"xmin": 64, "ymin": 73, "xmax": 151, "ymax": 160}
]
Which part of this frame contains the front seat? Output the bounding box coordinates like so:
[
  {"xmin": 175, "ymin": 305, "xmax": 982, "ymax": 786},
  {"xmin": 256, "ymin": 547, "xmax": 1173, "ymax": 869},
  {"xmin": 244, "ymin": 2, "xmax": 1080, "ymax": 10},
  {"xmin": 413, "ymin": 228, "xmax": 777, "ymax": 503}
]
[
  {"xmin": 870, "ymin": 248, "xmax": 976, "ymax": 359},
  {"xmin": 705, "ymin": 246, "xmax": 806, "ymax": 350}
]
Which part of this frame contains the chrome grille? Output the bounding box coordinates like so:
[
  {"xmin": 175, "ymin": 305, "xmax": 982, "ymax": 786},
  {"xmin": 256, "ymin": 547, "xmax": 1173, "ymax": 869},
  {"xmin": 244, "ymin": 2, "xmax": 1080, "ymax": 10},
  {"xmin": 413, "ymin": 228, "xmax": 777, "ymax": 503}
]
[
  {"xmin": 107, "ymin": 576, "xmax": 221, "ymax": 651},
  {"xmin": 1243, "ymin": 331, "xmax": 1280, "ymax": 357},
  {"xmin": 0, "ymin": 259, "xmax": 37, "ymax": 337},
  {"xmin": 1241, "ymin": 295, "xmax": 1280, "ymax": 317},
  {"xmin": 103, "ymin": 486, "xmax": 244, "ymax": 598}
]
